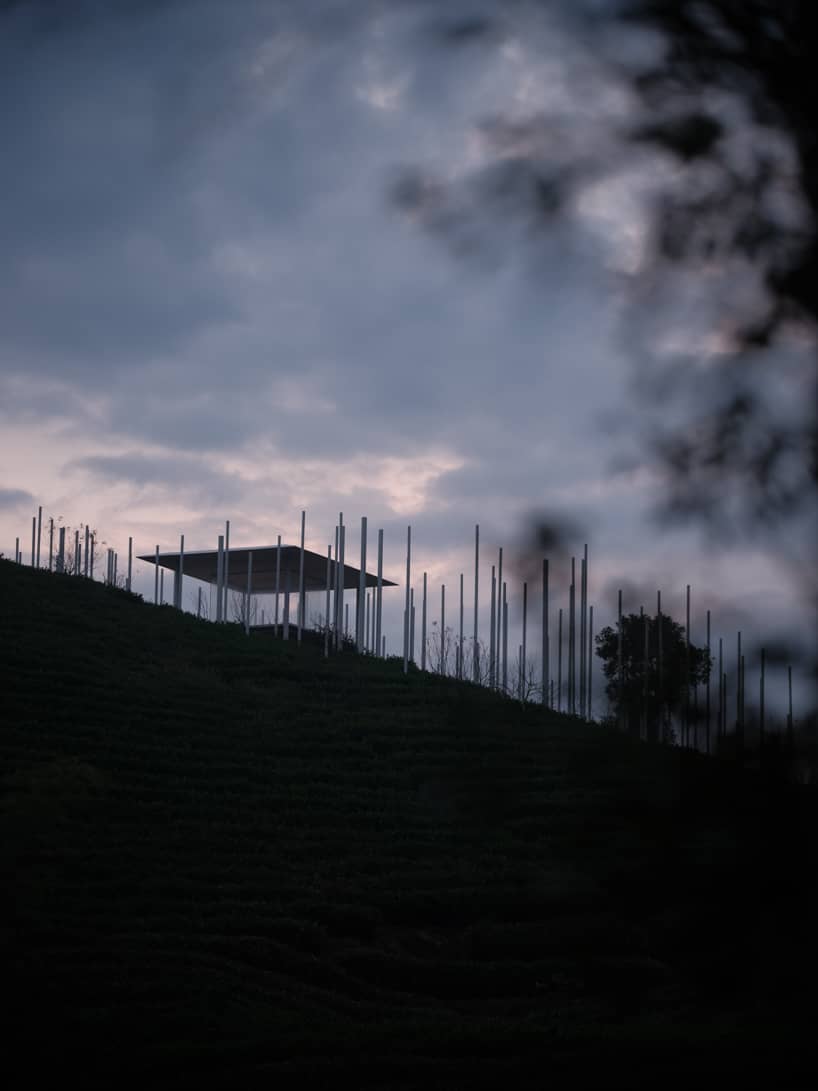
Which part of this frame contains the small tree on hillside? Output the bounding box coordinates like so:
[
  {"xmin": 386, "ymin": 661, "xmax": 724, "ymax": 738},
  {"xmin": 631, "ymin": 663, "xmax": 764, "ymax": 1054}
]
[{"xmin": 595, "ymin": 612, "xmax": 711, "ymax": 744}]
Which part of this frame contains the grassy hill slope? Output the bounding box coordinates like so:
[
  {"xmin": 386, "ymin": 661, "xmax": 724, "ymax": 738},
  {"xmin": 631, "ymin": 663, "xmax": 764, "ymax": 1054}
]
[{"xmin": 1, "ymin": 559, "xmax": 816, "ymax": 1086}]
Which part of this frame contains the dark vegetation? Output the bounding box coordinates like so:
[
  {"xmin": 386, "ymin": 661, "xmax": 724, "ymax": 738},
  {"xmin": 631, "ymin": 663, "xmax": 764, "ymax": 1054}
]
[{"xmin": 2, "ymin": 559, "xmax": 817, "ymax": 1086}]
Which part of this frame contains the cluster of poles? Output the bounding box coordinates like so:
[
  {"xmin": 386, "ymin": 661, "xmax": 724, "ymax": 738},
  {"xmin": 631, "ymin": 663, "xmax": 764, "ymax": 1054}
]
[
  {"xmin": 11, "ymin": 506, "xmax": 133, "ymax": 590},
  {"xmin": 9, "ymin": 505, "xmax": 800, "ymax": 753}
]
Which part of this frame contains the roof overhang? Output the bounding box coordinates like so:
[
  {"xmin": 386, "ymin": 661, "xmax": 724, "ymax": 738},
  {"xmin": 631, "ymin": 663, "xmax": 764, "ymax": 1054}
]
[{"xmin": 136, "ymin": 544, "xmax": 398, "ymax": 593}]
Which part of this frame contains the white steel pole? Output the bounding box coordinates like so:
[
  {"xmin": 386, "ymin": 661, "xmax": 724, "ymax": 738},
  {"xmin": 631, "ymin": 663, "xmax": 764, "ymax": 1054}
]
[
  {"xmin": 223, "ymin": 520, "xmax": 230, "ymax": 625},
  {"xmin": 410, "ymin": 588, "xmax": 415, "ymax": 663},
  {"xmin": 245, "ymin": 551, "xmax": 253, "ymax": 635},
  {"xmin": 325, "ymin": 545, "xmax": 331, "ymax": 657},
  {"xmin": 496, "ymin": 548, "xmax": 503, "ymax": 683},
  {"xmin": 74, "ymin": 530, "xmax": 79, "ymax": 576},
  {"xmin": 522, "ymin": 580, "xmax": 528, "ymax": 700},
  {"xmin": 215, "ymin": 535, "xmax": 223, "ymax": 621},
  {"xmin": 440, "ymin": 583, "xmax": 445, "ymax": 675},
  {"xmin": 357, "ymin": 515, "xmax": 367, "ymax": 652},
  {"xmin": 176, "ymin": 534, "xmax": 184, "ymax": 609},
  {"xmin": 31, "ymin": 516, "xmax": 35, "ymax": 567},
  {"xmin": 49, "ymin": 519, "xmax": 54, "ymax": 571},
  {"xmin": 84, "ymin": 526, "xmax": 90, "ymax": 578},
  {"xmin": 345, "ymin": 602, "xmax": 349, "ymax": 639},
  {"xmin": 338, "ymin": 523, "xmax": 346, "ymax": 651},
  {"xmin": 366, "ymin": 591, "xmax": 371, "ymax": 652},
  {"xmin": 421, "ymin": 572, "xmax": 427, "ymax": 672},
  {"xmin": 160, "ymin": 569, "xmax": 164, "ymax": 605},
  {"xmin": 197, "ymin": 586, "xmax": 202, "ymax": 619},
  {"xmin": 15, "ymin": 536, "xmax": 19, "ymax": 564},
  {"xmin": 298, "ymin": 510, "xmax": 306, "ymax": 643},
  {"xmin": 58, "ymin": 527, "xmax": 65, "ymax": 573},
  {"xmin": 459, "ymin": 573, "xmax": 464, "ymax": 681},
  {"xmin": 284, "ymin": 591, "xmax": 290, "ymax": 640},
  {"xmin": 36, "ymin": 506, "xmax": 42, "ymax": 568},
  {"xmin": 403, "ymin": 526, "xmax": 411, "ymax": 675},
  {"xmin": 472, "ymin": 524, "xmax": 479, "ymax": 683},
  {"xmin": 336, "ymin": 514, "xmax": 343, "ymax": 651},
  {"xmin": 489, "ymin": 565, "xmax": 496, "ymax": 689},
  {"xmin": 502, "ymin": 582, "xmax": 508, "ymax": 695},
  {"xmin": 588, "ymin": 604, "xmax": 594, "ymax": 720},
  {"xmin": 542, "ymin": 557, "xmax": 549, "ymax": 706},
  {"xmin": 376, "ymin": 528, "xmax": 384, "ymax": 659},
  {"xmin": 127, "ymin": 536, "xmax": 132, "ymax": 591},
  {"xmin": 580, "ymin": 547, "xmax": 587, "ymax": 719},
  {"xmin": 89, "ymin": 534, "xmax": 94, "ymax": 580},
  {"xmin": 113, "ymin": 551, "xmax": 117, "ymax": 587},
  {"xmin": 275, "ymin": 534, "xmax": 281, "ymax": 636}
]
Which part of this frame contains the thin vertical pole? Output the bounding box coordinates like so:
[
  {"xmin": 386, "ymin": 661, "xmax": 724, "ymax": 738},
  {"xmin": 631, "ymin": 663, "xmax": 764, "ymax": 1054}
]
[
  {"xmin": 215, "ymin": 537, "xmax": 223, "ymax": 619},
  {"xmin": 685, "ymin": 585, "xmax": 691, "ymax": 748},
  {"xmin": 74, "ymin": 530, "xmax": 79, "ymax": 575},
  {"xmin": 127, "ymin": 535, "xmax": 133, "ymax": 590},
  {"xmin": 345, "ymin": 602, "xmax": 349, "ymax": 639},
  {"xmin": 357, "ymin": 516, "xmax": 367, "ymax": 652},
  {"xmin": 759, "ymin": 646, "xmax": 765, "ymax": 750},
  {"xmin": 77, "ymin": 543, "xmax": 82, "ymax": 577},
  {"xmin": 31, "ymin": 516, "xmax": 36, "ymax": 567},
  {"xmin": 298, "ymin": 510, "xmax": 306, "ymax": 643},
  {"xmin": 284, "ymin": 591, "xmax": 291, "ymax": 640},
  {"xmin": 421, "ymin": 572, "xmax": 428, "ymax": 672},
  {"xmin": 366, "ymin": 591, "xmax": 371, "ymax": 653},
  {"xmin": 275, "ymin": 534, "xmax": 281, "ymax": 636},
  {"xmin": 558, "ymin": 607, "xmax": 563, "ymax": 712},
  {"xmin": 223, "ymin": 520, "xmax": 230, "ymax": 624},
  {"xmin": 580, "ymin": 546, "xmax": 587, "ymax": 718},
  {"xmin": 376, "ymin": 528, "xmax": 384, "ymax": 658},
  {"xmin": 641, "ymin": 606, "xmax": 648, "ymax": 741},
  {"xmin": 245, "ymin": 551, "xmax": 253, "ymax": 636},
  {"xmin": 617, "ymin": 589, "xmax": 623, "ymax": 731},
  {"xmin": 84, "ymin": 526, "xmax": 90, "ymax": 578},
  {"xmin": 160, "ymin": 569, "xmax": 164, "ymax": 605},
  {"xmin": 459, "ymin": 573, "xmax": 464, "ymax": 681},
  {"xmin": 568, "ymin": 558, "xmax": 575, "ymax": 714},
  {"xmin": 736, "ymin": 630, "xmax": 742, "ymax": 753},
  {"xmin": 489, "ymin": 565, "xmax": 496, "ymax": 689},
  {"xmin": 472, "ymin": 524, "xmax": 480, "ymax": 683},
  {"xmin": 521, "ymin": 580, "xmax": 528, "ymax": 700},
  {"xmin": 496, "ymin": 548, "xmax": 503, "ymax": 679},
  {"xmin": 382, "ymin": 635, "xmax": 386, "ymax": 658},
  {"xmin": 410, "ymin": 590, "xmax": 415, "ymax": 663},
  {"xmin": 588, "ymin": 604, "xmax": 594, "ymax": 721},
  {"xmin": 89, "ymin": 534, "xmax": 95, "ymax": 580},
  {"xmin": 705, "ymin": 609, "xmax": 711, "ymax": 754},
  {"xmin": 657, "ymin": 591, "xmax": 663, "ymax": 743},
  {"xmin": 440, "ymin": 584, "xmax": 445, "ymax": 674},
  {"xmin": 36, "ymin": 506, "xmax": 42, "ymax": 569},
  {"xmin": 57, "ymin": 527, "xmax": 65, "ymax": 573},
  {"xmin": 542, "ymin": 558, "xmax": 549, "ymax": 707},
  {"xmin": 113, "ymin": 551, "xmax": 117, "ymax": 586},
  {"xmin": 177, "ymin": 534, "xmax": 184, "ymax": 609},
  {"xmin": 338, "ymin": 523, "xmax": 346, "ymax": 650},
  {"xmin": 502, "ymin": 583, "xmax": 508, "ymax": 695},
  {"xmin": 49, "ymin": 518, "xmax": 54, "ymax": 571},
  {"xmin": 718, "ymin": 637, "xmax": 724, "ymax": 740},
  {"xmin": 15, "ymin": 536, "xmax": 19, "ymax": 564},
  {"xmin": 325, "ymin": 544, "xmax": 331, "ymax": 657},
  {"xmin": 403, "ymin": 526, "xmax": 411, "ymax": 674},
  {"xmin": 335, "ymin": 515, "xmax": 343, "ymax": 649},
  {"xmin": 197, "ymin": 586, "xmax": 202, "ymax": 619}
]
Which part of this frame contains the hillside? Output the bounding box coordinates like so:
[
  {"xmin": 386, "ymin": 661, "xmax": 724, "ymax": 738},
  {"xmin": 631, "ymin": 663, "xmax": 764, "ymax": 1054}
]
[{"xmin": 1, "ymin": 559, "xmax": 816, "ymax": 1087}]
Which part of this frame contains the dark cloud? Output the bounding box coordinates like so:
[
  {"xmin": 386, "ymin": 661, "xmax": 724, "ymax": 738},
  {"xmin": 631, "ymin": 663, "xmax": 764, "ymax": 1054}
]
[{"xmin": 0, "ymin": 487, "xmax": 35, "ymax": 510}]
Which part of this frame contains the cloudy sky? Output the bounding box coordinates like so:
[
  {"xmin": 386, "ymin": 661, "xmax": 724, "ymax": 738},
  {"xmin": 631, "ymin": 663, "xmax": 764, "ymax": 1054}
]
[{"xmin": 1, "ymin": 0, "xmax": 812, "ymax": 718}]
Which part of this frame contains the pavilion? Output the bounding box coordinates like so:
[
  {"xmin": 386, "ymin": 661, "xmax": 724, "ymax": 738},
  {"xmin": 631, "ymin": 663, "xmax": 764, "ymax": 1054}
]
[{"xmin": 137, "ymin": 543, "xmax": 398, "ymax": 636}]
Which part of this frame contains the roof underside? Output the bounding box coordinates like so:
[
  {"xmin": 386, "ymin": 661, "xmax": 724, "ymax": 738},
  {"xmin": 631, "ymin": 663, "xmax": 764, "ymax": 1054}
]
[{"xmin": 136, "ymin": 545, "xmax": 398, "ymax": 593}]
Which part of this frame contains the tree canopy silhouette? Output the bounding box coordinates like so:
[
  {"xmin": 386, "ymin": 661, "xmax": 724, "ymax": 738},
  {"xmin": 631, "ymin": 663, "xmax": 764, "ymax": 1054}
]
[{"xmin": 595, "ymin": 611, "xmax": 711, "ymax": 744}]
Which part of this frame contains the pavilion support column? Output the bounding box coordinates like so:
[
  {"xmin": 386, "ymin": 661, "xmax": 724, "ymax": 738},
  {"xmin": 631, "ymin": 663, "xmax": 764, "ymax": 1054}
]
[
  {"xmin": 275, "ymin": 534, "xmax": 281, "ymax": 637},
  {"xmin": 176, "ymin": 534, "xmax": 184, "ymax": 610},
  {"xmin": 245, "ymin": 551, "xmax": 253, "ymax": 635},
  {"xmin": 298, "ymin": 510, "xmax": 306, "ymax": 643},
  {"xmin": 215, "ymin": 536, "xmax": 224, "ymax": 621},
  {"xmin": 376, "ymin": 528, "xmax": 384, "ymax": 657},
  {"xmin": 222, "ymin": 521, "xmax": 230, "ymax": 625}
]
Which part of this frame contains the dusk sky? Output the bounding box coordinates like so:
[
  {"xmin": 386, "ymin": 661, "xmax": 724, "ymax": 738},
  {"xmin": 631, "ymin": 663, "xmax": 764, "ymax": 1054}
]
[{"xmin": 1, "ymin": 0, "xmax": 813, "ymax": 717}]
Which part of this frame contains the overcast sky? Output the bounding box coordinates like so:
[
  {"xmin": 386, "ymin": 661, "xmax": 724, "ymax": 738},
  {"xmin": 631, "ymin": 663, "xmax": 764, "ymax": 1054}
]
[{"xmin": 1, "ymin": 0, "xmax": 813, "ymax": 719}]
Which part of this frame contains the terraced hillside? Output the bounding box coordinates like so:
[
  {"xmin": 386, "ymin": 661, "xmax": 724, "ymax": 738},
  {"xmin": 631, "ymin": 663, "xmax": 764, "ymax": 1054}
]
[{"xmin": 1, "ymin": 559, "xmax": 816, "ymax": 1087}]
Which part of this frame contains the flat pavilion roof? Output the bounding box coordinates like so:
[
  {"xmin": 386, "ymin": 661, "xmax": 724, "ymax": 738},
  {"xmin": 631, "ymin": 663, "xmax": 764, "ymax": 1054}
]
[{"xmin": 137, "ymin": 545, "xmax": 398, "ymax": 594}]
